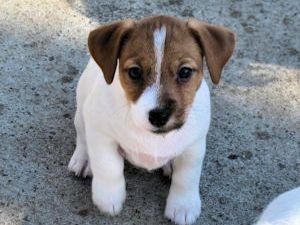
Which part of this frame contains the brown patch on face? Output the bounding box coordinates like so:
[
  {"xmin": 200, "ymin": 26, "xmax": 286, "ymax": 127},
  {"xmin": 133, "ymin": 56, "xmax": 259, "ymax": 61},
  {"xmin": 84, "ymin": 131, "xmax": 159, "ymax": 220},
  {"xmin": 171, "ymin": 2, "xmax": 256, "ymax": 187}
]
[
  {"xmin": 160, "ymin": 20, "xmax": 204, "ymax": 125},
  {"xmin": 118, "ymin": 22, "xmax": 156, "ymax": 102}
]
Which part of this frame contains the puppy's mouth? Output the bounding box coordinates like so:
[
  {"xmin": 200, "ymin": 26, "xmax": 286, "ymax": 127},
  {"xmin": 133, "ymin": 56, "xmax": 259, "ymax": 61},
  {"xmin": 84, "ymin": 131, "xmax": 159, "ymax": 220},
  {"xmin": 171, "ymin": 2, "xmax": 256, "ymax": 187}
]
[{"xmin": 152, "ymin": 122, "xmax": 184, "ymax": 134}]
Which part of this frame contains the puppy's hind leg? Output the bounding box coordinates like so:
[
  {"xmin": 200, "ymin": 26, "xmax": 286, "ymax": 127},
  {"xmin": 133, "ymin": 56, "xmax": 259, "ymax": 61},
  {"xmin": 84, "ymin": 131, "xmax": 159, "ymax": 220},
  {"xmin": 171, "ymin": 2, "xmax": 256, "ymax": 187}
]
[{"xmin": 68, "ymin": 109, "xmax": 92, "ymax": 178}]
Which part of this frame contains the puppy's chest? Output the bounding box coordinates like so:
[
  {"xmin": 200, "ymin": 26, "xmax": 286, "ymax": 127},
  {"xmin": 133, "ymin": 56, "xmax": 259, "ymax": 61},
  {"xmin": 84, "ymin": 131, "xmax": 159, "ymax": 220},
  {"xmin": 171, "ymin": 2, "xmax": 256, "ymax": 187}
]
[
  {"xmin": 118, "ymin": 146, "xmax": 172, "ymax": 171},
  {"xmin": 115, "ymin": 130, "xmax": 186, "ymax": 171}
]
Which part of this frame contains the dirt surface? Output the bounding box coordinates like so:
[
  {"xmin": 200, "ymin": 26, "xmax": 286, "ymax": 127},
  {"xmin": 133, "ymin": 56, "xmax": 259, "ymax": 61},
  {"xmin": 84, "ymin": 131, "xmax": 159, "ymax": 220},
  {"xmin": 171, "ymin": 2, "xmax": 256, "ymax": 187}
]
[{"xmin": 0, "ymin": 0, "xmax": 299, "ymax": 224}]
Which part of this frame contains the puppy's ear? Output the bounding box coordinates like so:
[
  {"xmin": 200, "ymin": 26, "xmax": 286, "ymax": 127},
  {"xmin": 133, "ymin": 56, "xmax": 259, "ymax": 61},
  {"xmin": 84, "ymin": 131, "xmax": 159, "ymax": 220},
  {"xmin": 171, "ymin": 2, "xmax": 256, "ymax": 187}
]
[
  {"xmin": 88, "ymin": 20, "xmax": 135, "ymax": 84},
  {"xmin": 187, "ymin": 19, "xmax": 236, "ymax": 84}
]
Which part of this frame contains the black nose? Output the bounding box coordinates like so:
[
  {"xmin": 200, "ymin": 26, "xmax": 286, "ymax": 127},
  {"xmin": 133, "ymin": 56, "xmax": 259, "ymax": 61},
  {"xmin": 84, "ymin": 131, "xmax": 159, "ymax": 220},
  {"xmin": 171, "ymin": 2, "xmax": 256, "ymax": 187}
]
[{"xmin": 148, "ymin": 108, "xmax": 171, "ymax": 128}]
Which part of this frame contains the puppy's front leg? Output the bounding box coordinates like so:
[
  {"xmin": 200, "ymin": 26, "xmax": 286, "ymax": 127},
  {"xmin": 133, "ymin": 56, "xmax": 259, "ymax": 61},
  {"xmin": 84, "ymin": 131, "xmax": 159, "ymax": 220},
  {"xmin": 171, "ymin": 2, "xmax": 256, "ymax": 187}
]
[
  {"xmin": 85, "ymin": 125, "xmax": 125, "ymax": 216},
  {"xmin": 165, "ymin": 138, "xmax": 206, "ymax": 225}
]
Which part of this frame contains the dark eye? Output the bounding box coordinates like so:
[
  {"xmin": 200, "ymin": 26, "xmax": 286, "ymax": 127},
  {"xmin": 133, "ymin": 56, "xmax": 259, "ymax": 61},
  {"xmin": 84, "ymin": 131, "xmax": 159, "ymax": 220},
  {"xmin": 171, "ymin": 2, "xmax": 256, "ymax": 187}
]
[
  {"xmin": 128, "ymin": 67, "xmax": 143, "ymax": 80},
  {"xmin": 177, "ymin": 67, "xmax": 193, "ymax": 82}
]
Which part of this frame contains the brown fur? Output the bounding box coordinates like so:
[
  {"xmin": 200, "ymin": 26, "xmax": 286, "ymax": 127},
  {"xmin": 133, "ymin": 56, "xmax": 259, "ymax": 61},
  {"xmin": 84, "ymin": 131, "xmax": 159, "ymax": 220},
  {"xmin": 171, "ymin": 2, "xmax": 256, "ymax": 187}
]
[
  {"xmin": 88, "ymin": 15, "xmax": 235, "ymax": 130},
  {"xmin": 88, "ymin": 19, "xmax": 135, "ymax": 84},
  {"xmin": 187, "ymin": 18, "xmax": 236, "ymax": 84}
]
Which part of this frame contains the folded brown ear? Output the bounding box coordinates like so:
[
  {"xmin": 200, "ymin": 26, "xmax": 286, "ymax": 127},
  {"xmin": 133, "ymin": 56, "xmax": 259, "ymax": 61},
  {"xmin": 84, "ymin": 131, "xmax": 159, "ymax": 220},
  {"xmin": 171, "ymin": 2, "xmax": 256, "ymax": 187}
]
[
  {"xmin": 187, "ymin": 18, "xmax": 236, "ymax": 84},
  {"xmin": 88, "ymin": 20, "xmax": 135, "ymax": 84}
]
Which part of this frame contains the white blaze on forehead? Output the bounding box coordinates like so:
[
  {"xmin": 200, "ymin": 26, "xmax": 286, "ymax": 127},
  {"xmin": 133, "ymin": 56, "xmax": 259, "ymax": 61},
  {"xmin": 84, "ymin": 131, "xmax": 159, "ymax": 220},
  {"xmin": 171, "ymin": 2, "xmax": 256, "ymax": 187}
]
[
  {"xmin": 131, "ymin": 26, "xmax": 167, "ymax": 129},
  {"xmin": 153, "ymin": 26, "xmax": 167, "ymax": 91}
]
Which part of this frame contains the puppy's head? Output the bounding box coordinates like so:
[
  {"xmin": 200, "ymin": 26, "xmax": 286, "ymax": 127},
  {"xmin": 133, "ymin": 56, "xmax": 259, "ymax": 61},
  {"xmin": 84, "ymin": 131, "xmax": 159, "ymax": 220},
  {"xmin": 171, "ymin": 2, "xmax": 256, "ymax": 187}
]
[{"xmin": 88, "ymin": 16, "xmax": 235, "ymax": 134}]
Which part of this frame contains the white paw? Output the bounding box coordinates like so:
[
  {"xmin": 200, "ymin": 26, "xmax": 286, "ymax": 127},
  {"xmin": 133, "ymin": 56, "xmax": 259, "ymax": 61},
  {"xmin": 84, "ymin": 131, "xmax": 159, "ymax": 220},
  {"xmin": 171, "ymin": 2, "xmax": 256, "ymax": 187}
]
[
  {"xmin": 165, "ymin": 192, "xmax": 201, "ymax": 225},
  {"xmin": 92, "ymin": 179, "xmax": 126, "ymax": 216},
  {"xmin": 68, "ymin": 146, "xmax": 92, "ymax": 177},
  {"xmin": 162, "ymin": 161, "xmax": 173, "ymax": 178}
]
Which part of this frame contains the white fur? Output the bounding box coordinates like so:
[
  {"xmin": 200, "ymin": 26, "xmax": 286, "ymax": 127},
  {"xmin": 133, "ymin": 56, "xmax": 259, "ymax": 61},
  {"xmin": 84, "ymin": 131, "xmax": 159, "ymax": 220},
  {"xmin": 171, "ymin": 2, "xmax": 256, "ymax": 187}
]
[
  {"xmin": 153, "ymin": 26, "xmax": 166, "ymax": 92},
  {"xmin": 255, "ymin": 187, "xmax": 300, "ymax": 225},
  {"xmin": 130, "ymin": 85, "xmax": 157, "ymax": 131},
  {"xmin": 68, "ymin": 57, "xmax": 211, "ymax": 224}
]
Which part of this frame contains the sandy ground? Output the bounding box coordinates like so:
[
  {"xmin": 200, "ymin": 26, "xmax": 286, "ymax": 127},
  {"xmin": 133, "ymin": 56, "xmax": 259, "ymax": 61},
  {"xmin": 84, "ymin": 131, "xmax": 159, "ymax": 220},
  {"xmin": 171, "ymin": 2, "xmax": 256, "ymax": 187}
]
[{"xmin": 0, "ymin": 0, "xmax": 299, "ymax": 224}]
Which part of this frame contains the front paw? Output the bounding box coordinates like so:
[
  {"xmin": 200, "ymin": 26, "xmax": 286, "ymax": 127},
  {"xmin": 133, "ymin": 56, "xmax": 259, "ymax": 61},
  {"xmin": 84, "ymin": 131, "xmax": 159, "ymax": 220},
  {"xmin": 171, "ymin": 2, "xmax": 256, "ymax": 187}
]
[
  {"xmin": 68, "ymin": 146, "xmax": 92, "ymax": 178},
  {"xmin": 92, "ymin": 179, "xmax": 126, "ymax": 216},
  {"xmin": 165, "ymin": 191, "xmax": 201, "ymax": 225}
]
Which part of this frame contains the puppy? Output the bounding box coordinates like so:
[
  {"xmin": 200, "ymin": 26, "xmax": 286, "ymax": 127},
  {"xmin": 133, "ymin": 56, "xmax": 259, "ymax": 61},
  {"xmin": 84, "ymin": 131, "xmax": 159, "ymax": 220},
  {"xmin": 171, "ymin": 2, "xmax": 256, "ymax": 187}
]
[
  {"xmin": 68, "ymin": 16, "xmax": 235, "ymax": 225},
  {"xmin": 255, "ymin": 187, "xmax": 300, "ymax": 225}
]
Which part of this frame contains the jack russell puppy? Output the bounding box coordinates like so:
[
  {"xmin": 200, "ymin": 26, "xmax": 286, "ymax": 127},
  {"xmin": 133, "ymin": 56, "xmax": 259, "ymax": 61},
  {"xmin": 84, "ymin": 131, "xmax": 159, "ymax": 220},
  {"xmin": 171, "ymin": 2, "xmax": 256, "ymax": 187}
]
[{"xmin": 68, "ymin": 15, "xmax": 235, "ymax": 225}]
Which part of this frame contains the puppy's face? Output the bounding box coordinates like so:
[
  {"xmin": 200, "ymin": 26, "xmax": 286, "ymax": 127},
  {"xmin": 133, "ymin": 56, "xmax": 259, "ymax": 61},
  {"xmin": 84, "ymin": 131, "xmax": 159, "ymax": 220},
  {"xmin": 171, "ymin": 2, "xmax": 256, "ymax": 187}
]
[
  {"xmin": 119, "ymin": 21, "xmax": 202, "ymax": 133},
  {"xmin": 88, "ymin": 16, "xmax": 235, "ymax": 134}
]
